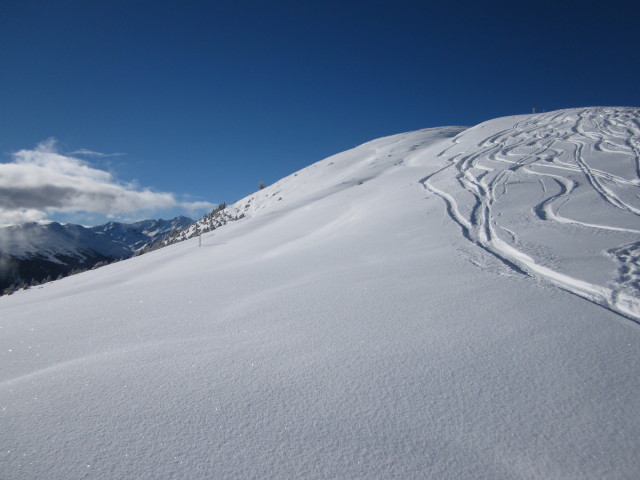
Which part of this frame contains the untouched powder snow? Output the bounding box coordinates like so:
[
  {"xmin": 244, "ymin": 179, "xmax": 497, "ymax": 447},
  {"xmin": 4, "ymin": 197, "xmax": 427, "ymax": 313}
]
[{"xmin": 1, "ymin": 108, "xmax": 639, "ymax": 479}]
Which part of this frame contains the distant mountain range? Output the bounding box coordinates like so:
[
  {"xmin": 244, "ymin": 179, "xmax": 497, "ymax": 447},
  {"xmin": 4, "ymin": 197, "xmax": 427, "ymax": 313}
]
[{"xmin": 0, "ymin": 216, "xmax": 193, "ymax": 294}]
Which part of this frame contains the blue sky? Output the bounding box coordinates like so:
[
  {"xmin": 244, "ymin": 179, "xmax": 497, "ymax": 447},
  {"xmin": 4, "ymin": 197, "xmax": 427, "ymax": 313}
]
[{"xmin": 1, "ymin": 0, "xmax": 639, "ymax": 226}]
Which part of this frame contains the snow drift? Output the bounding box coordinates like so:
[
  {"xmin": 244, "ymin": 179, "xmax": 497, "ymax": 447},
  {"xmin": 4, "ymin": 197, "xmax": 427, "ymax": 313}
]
[{"xmin": 1, "ymin": 107, "xmax": 639, "ymax": 479}]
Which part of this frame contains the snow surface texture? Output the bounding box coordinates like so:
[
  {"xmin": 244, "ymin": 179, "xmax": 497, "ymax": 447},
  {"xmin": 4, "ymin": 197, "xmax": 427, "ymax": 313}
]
[{"xmin": 1, "ymin": 107, "xmax": 639, "ymax": 479}]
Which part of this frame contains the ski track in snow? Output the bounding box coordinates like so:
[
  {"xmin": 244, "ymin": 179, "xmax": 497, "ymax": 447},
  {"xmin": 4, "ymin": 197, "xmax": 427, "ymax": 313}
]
[{"xmin": 422, "ymin": 107, "xmax": 640, "ymax": 323}]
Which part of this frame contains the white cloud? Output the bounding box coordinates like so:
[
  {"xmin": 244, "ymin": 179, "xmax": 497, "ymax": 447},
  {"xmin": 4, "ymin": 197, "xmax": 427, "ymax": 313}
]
[
  {"xmin": 0, "ymin": 207, "xmax": 46, "ymax": 226},
  {"xmin": 0, "ymin": 139, "xmax": 214, "ymax": 226}
]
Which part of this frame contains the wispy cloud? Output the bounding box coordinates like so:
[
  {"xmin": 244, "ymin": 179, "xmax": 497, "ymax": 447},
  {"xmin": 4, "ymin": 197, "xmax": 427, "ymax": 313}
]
[
  {"xmin": 68, "ymin": 149, "xmax": 125, "ymax": 158},
  {"xmin": 0, "ymin": 138, "xmax": 214, "ymax": 226}
]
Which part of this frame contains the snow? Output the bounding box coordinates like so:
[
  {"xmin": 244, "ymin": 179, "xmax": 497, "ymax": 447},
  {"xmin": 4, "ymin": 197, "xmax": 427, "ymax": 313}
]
[
  {"xmin": 423, "ymin": 108, "xmax": 640, "ymax": 319},
  {"xmin": 1, "ymin": 107, "xmax": 639, "ymax": 479}
]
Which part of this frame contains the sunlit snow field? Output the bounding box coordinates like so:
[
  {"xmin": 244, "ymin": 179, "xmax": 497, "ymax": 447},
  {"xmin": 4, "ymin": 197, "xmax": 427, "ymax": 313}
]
[{"xmin": 1, "ymin": 107, "xmax": 639, "ymax": 479}]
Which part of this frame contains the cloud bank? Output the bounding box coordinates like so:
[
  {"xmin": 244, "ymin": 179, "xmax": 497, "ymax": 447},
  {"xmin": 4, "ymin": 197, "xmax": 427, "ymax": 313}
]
[{"xmin": 0, "ymin": 139, "xmax": 214, "ymax": 226}]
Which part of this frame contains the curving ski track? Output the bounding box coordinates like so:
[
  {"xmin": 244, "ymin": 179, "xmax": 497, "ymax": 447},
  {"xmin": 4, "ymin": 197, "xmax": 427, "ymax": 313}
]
[{"xmin": 422, "ymin": 107, "xmax": 640, "ymax": 323}]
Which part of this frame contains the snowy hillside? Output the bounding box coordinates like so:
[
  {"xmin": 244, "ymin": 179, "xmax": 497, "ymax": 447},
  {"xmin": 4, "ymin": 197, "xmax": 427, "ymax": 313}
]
[
  {"xmin": 1, "ymin": 107, "xmax": 639, "ymax": 479},
  {"xmin": 423, "ymin": 108, "xmax": 640, "ymax": 320}
]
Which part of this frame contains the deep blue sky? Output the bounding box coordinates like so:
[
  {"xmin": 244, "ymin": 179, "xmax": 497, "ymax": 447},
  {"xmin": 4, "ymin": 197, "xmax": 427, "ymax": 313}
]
[{"xmin": 1, "ymin": 0, "xmax": 639, "ymax": 225}]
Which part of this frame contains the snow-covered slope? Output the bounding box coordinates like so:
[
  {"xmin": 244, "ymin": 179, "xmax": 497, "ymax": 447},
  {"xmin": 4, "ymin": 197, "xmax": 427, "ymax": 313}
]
[
  {"xmin": 1, "ymin": 107, "xmax": 639, "ymax": 479},
  {"xmin": 423, "ymin": 108, "xmax": 640, "ymax": 320}
]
